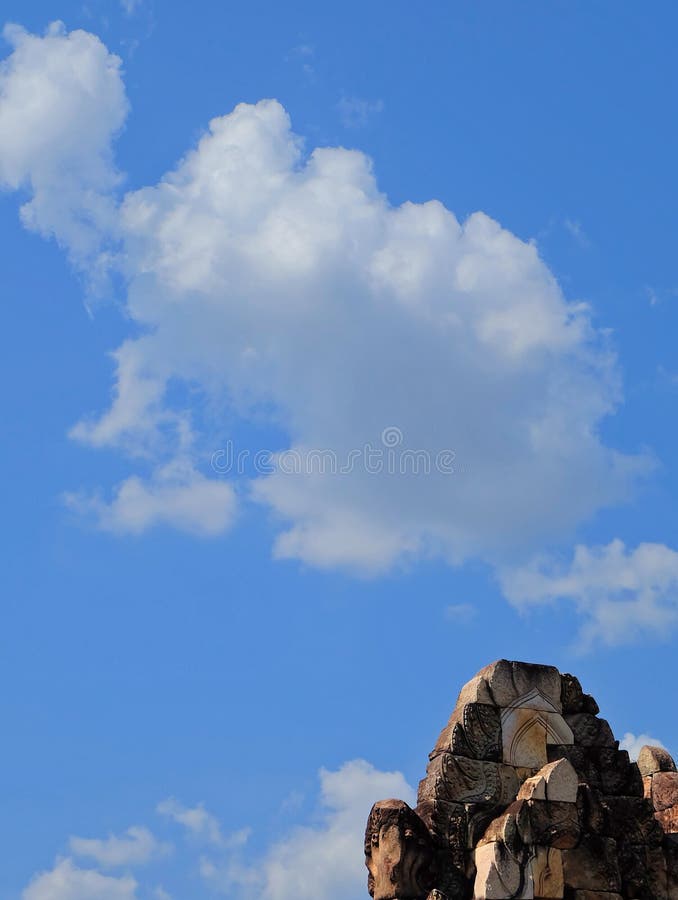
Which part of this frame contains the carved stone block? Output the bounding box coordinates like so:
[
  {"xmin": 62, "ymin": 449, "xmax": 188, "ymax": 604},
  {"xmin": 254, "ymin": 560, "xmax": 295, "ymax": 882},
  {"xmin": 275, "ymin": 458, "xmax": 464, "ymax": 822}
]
[
  {"xmin": 576, "ymin": 783, "xmax": 605, "ymax": 836},
  {"xmin": 568, "ymin": 893, "xmax": 622, "ymax": 900},
  {"xmin": 519, "ymin": 772, "xmax": 547, "ymax": 801},
  {"xmin": 561, "ymin": 835, "xmax": 621, "ymax": 892},
  {"xmin": 477, "ymin": 806, "xmax": 522, "ymax": 855},
  {"xmin": 432, "ymin": 703, "xmax": 502, "ymax": 762},
  {"xmin": 466, "ymin": 803, "xmax": 506, "ymax": 849},
  {"xmin": 548, "ymin": 744, "xmax": 596, "ymax": 788},
  {"xmin": 652, "ymin": 772, "xmax": 678, "ymax": 812},
  {"xmin": 517, "ymin": 799, "xmax": 580, "ymax": 850},
  {"xmin": 545, "ymin": 714, "xmax": 575, "ymax": 747},
  {"xmin": 616, "ymin": 839, "xmax": 667, "ymax": 900},
  {"xmin": 455, "ymin": 665, "xmax": 496, "ymax": 707},
  {"xmin": 419, "ymin": 753, "xmax": 518, "ymax": 806},
  {"xmin": 665, "ymin": 836, "xmax": 678, "ymax": 900},
  {"xmin": 560, "ymin": 673, "xmax": 599, "ymax": 716},
  {"xmin": 644, "ymin": 774, "xmax": 654, "ymax": 800},
  {"xmin": 563, "ymin": 714, "xmax": 616, "ymax": 749},
  {"xmin": 488, "ymin": 660, "xmax": 562, "ymax": 713},
  {"xmin": 502, "ymin": 708, "xmax": 548, "ymax": 768},
  {"xmin": 588, "ymin": 747, "xmax": 643, "ymax": 797},
  {"xmin": 519, "ymin": 760, "xmax": 579, "ymax": 804},
  {"xmin": 364, "ymin": 799, "xmax": 437, "ymax": 900},
  {"xmin": 416, "ymin": 799, "xmax": 466, "ymax": 866},
  {"xmin": 648, "ymin": 841, "xmax": 669, "ymax": 899},
  {"xmin": 638, "ymin": 745, "xmax": 677, "ymax": 777},
  {"xmin": 529, "ymin": 846, "xmax": 564, "ymax": 898},
  {"xmin": 601, "ymin": 796, "xmax": 663, "ymax": 846},
  {"xmin": 657, "ymin": 806, "xmax": 678, "ymax": 834},
  {"xmin": 473, "ymin": 840, "xmax": 533, "ymax": 899},
  {"xmin": 515, "ymin": 766, "xmax": 539, "ymax": 785}
]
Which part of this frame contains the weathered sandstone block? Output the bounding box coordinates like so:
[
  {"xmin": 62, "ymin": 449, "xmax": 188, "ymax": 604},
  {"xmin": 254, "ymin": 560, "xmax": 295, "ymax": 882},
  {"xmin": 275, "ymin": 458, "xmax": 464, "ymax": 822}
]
[
  {"xmin": 529, "ymin": 846, "xmax": 563, "ymax": 898},
  {"xmin": 638, "ymin": 744, "xmax": 677, "ymax": 777},
  {"xmin": 419, "ymin": 754, "xmax": 518, "ymax": 806},
  {"xmin": 518, "ymin": 760, "xmax": 578, "ymax": 804},
  {"xmin": 563, "ymin": 714, "xmax": 616, "ymax": 749},
  {"xmin": 432, "ymin": 703, "xmax": 502, "ymax": 762},
  {"xmin": 560, "ymin": 673, "xmax": 600, "ymax": 716},
  {"xmin": 473, "ymin": 840, "xmax": 532, "ymax": 899},
  {"xmin": 561, "ymin": 835, "xmax": 621, "ymax": 892}
]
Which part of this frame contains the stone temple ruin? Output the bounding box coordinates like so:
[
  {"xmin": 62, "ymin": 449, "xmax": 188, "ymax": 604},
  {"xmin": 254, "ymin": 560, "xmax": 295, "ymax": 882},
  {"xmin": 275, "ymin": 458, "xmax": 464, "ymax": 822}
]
[{"xmin": 364, "ymin": 659, "xmax": 678, "ymax": 899}]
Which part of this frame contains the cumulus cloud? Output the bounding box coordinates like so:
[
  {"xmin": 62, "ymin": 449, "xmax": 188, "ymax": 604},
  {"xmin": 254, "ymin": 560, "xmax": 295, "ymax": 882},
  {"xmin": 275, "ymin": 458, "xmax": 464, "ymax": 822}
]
[
  {"xmin": 69, "ymin": 826, "xmax": 170, "ymax": 868},
  {"xmin": 500, "ymin": 539, "xmax": 678, "ymax": 648},
  {"xmin": 23, "ymin": 858, "xmax": 137, "ymax": 900},
  {"xmin": 24, "ymin": 762, "xmax": 412, "ymax": 900},
  {"xmin": 201, "ymin": 760, "xmax": 415, "ymax": 900},
  {"xmin": 0, "ymin": 24, "xmax": 651, "ymax": 572},
  {"xmin": 620, "ymin": 732, "xmax": 666, "ymax": 762},
  {"xmin": 156, "ymin": 798, "xmax": 244, "ymax": 847},
  {"xmin": 109, "ymin": 99, "xmax": 647, "ymax": 569},
  {"xmin": 0, "ymin": 22, "xmax": 127, "ymax": 278},
  {"xmin": 64, "ymin": 460, "xmax": 237, "ymax": 537}
]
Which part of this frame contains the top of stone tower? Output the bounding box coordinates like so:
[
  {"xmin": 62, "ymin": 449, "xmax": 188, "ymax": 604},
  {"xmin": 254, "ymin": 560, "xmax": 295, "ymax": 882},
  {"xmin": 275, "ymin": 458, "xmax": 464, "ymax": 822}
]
[{"xmin": 364, "ymin": 659, "xmax": 678, "ymax": 900}]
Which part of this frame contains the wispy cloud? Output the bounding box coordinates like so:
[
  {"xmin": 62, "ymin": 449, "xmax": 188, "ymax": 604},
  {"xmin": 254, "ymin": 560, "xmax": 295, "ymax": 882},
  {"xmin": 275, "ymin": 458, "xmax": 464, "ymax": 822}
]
[
  {"xmin": 157, "ymin": 798, "xmax": 249, "ymax": 849},
  {"xmin": 64, "ymin": 460, "xmax": 237, "ymax": 537},
  {"xmin": 445, "ymin": 602, "xmax": 476, "ymax": 624},
  {"xmin": 285, "ymin": 43, "xmax": 315, "ymax": 78},
  {"xmin": 23, "ymin": 858, "xmax": 138, "ymax": 900},
  {"xmin": 501, "ymin": 539, "xmax": 678, "ymax": 649},
  {"xmin": 337, "ymin": 96, "xmax": 383, "ymax": 128},
  {"xmin": 70, "ymin": 826, "xmax": 170, "ymax": 868},
  {"xmin": 563, "ymin": 218, "xmax": 591, "ymax": 249}
]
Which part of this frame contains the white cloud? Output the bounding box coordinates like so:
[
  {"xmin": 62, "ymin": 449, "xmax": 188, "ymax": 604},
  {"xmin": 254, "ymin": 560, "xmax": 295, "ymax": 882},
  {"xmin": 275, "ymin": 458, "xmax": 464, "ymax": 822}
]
[
  {"xmin": 563, "ymin": 218, "xmax": 591, "ymax": 249},
  {"xmin": 157, "ymin": 798, "xmax": 233, "ymax": 846},
  {"xmin": 153, "ymin": 890, "xmax": 171, "ymax": 900},
  {"xmin": 285, "ymin": 44, "xmax": 314, "ymax": 78},
  {"xmin": 202, "ymin": 760, "xmax": 415, "ymax": 900},
  {"xmin": 500, "ymin": 539, "xmax": 678, "ymax": 648},
  {"xmin": 445, "ymin": 602, "xmax": 476, "ymax": 624},
  {"xmin": 338, "ymin": 96, "xmax": 384, "ymax": 128},
  {"xmin": 0, "ymin": 22, "xmax": 127, "ymax": 279},
  {"xmin": 620, "ymin": 732, "xmax": 666, "ymax": 762},
  {"xmin": 64, "ymin": 459, "xmax": 237, "ymax": 537},
  {"xmin": 22, "ymin": 763, "xmax": 412, "ymax": 900},
  {"xmin": 69, "ymin": 826, "xmax": 170, "ymax": 868},
  {"xmin": 0, "ymin": 24, "xmax": 651, "ymax": 571},
  {"xmin": 23, "ymin": 858, "xmax": 137, "ymax": 900}
]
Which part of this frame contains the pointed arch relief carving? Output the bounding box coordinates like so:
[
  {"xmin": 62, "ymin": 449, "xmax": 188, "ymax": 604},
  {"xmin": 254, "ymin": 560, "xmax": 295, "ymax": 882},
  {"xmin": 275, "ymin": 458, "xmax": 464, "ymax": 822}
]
[
  {"xmin": 501, "ymin": 703, "xmax": 574, "ymax": 768},
  {"xmin": 501, "ymin": 707, "xmax": 548, "ymax": 769},
  {"xmin": 503, "ymin": 686, "xmax": 559, "ymax": 713}
]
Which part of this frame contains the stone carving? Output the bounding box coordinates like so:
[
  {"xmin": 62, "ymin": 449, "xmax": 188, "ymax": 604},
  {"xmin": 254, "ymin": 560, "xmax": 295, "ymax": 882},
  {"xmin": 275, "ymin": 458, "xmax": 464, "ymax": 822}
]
[
  {"xmin": 364, "ymin": 659, "xmax": 678, "ymax": 899},
  {"xmin": 433, "ymin": 704, "xmax": 502, "ymax": 763},
  {"xmin": 365, "ymin": 799, "xmax": 438, "ymax": 900},
  {"xmin": 420, "ymin": 755, "xmax": 519, "ymax": 806}
]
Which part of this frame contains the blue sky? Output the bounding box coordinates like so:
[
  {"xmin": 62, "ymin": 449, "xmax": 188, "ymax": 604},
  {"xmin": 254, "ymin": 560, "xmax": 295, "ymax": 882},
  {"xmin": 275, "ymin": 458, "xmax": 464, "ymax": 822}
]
[{"xmin": 2, "ymin": 2, "xmax": 678, "ymax": 898}]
